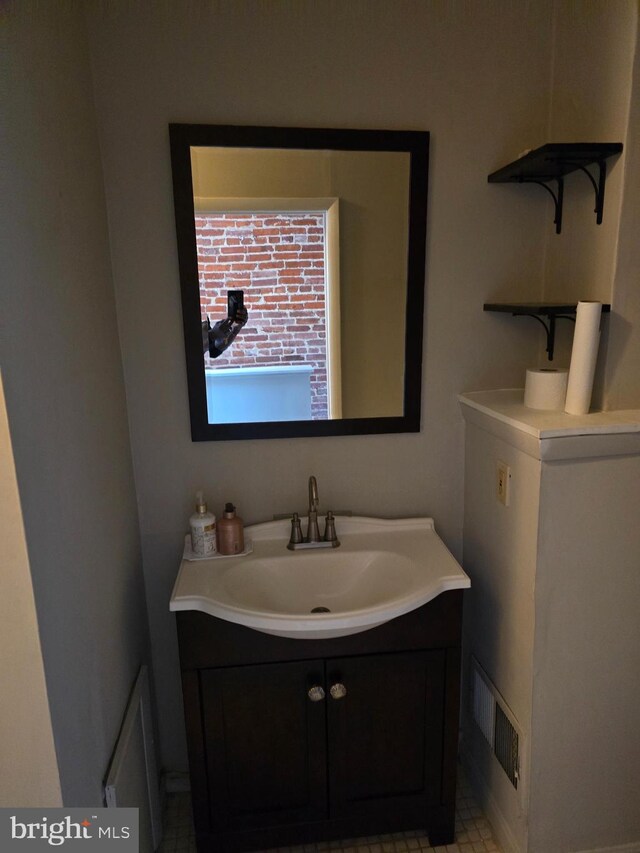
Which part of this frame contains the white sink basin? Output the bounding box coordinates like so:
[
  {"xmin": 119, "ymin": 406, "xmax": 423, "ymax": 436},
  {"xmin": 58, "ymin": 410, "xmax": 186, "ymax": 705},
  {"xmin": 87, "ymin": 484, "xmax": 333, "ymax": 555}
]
[{"xmin": 170, "ymin": 516, "xmax": 470, "ymax": 639}]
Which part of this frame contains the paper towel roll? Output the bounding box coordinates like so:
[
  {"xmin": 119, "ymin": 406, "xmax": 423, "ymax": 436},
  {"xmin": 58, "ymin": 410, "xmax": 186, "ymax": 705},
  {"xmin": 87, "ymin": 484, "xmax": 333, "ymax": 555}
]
[
  {"xmin": 564, "ymin": 301, "xmax": 602, "ymax": 415},
  {"xmin": 524, "ymin": 368, "xmax": 569, "ymax": 410}
]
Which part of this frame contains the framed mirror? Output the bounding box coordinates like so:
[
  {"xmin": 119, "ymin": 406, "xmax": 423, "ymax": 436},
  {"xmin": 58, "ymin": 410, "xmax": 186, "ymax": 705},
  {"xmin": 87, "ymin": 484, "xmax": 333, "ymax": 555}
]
[{"xmin": 169, "ymin": 124, "xmax": 429, "ymax": 441}]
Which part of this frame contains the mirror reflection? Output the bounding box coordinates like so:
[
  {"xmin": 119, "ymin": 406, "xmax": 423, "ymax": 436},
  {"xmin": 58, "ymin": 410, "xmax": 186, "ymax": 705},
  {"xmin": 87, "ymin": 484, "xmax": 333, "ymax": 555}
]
[{"xmin": 170, "ymin": 125, "xmax": 429, "ymax": 441}]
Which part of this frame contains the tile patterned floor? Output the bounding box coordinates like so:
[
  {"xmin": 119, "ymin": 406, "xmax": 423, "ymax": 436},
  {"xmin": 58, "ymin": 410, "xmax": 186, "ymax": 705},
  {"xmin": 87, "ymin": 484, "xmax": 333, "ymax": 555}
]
[{"xmin": 158, "ymin": 771, "xmax": 501, "ymax": 853}]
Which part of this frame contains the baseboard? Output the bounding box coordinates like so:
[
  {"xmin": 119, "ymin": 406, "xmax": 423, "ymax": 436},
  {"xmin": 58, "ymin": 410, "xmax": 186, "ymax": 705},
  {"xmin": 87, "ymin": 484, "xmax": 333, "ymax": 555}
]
[
  {"xmin": 460, "ymin": 740, "xmax": 522, "ymax": 853},
  {"xmin": 571, "ymin": 844, "xmax": 640, "ymax": 853},
  {"xmin": 163, "ymin": 771, "xmax": 190, "ymax": 794}
]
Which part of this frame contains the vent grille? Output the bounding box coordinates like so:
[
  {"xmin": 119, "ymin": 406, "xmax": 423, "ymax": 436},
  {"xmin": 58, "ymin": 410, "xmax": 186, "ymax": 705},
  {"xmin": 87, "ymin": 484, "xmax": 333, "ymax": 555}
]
[
  {"xmin": 473, "ymin": 667, "xmax": 496, "ymax": 748},
  {"xmin": 494, "ymin": 703, "xmax": 519, "ymax": 788},
  {"xmin": 471, "ymin": 658, "xmax": 521, "ymax": 790}
]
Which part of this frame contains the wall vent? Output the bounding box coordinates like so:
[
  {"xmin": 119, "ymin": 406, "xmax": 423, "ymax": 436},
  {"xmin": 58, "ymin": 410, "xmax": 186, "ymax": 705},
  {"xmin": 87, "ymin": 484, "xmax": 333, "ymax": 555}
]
[
  {"xmin": 470, "ymin": 657, "xmax": 521, "ymax": 790},
  {"xmin": 472, "ymin": 665, "xmax": 496, "ymax": 748}
]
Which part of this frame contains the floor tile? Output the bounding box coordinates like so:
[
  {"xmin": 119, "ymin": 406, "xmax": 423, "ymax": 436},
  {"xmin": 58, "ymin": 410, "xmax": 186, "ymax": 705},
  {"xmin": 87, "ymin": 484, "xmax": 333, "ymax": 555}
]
[{"xmin": 157, "ymin": 768, "xmax": 502, "ymax": 853}]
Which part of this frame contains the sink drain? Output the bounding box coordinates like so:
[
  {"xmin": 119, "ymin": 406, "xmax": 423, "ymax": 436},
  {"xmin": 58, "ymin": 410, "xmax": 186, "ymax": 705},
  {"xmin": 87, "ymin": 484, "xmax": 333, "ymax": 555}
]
[{"xmin": 310, "ymin": 606, "xmax": 331, "ymax": 613}]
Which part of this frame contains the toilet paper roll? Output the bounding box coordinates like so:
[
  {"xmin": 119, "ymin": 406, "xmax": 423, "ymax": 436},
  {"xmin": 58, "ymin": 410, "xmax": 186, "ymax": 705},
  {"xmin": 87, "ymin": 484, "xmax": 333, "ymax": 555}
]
[
  {"xmin": 564, "ymin": 301, "xmax": 602, "ymax": 415},
  {"xmin": 524, "ymin": 368, "xmax": 569, "ymax": 410}
]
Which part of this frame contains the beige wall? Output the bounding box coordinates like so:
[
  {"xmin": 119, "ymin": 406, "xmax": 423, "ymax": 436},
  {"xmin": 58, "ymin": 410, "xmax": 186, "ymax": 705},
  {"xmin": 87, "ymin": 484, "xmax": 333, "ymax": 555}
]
[
  {"xmin": 540, "ymin": 2, "xmax": 638, "ymax": 382},
  {"xmin": 1, "ymin": 2, "xmax": 151, "ymax": 805},
  {"xmin": 543, "ymin": 0, "xmax": 636, "ymax": 304},
  {"xmin": 0, "ymin": 374, "xmax": 62, "ymax": 808},
  {"xmin": 333, "ymin": 151, "xmax": 409, "ymax": 417},
  {"xmin": 604, "ymin": 13, "xmax": 640, "ymax": 410},
  {"xmin": 86, "ymin": 0, "xmax": 553, "ymax": 770},
  {"xmin": 5, "ymin": 0, "xmax": 638, "ymax": 819},
  {"xmin": 4, "ymin": 0, "xmax": 639, "ymax": 816},
  {"xmin": 191, "ymin": 146, "xmax": 409, "ymax": 417}
]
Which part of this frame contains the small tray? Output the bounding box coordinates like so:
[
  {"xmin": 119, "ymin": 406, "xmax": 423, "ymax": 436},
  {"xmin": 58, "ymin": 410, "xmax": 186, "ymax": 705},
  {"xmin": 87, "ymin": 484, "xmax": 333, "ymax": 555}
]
[{"xmin": 183, "ymin": 534, "xmax": 253, "ymax": 562}]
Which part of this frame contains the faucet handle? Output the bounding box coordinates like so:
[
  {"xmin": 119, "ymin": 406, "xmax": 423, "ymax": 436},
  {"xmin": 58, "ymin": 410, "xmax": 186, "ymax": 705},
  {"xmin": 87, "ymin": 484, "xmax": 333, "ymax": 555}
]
[
  {"xmin": 323, "ymin": 511, "xmax": 339, "ymax": 544},
  {"xmin": 288, "ymin": 512, "xmax": 304, "ymax": 549}
]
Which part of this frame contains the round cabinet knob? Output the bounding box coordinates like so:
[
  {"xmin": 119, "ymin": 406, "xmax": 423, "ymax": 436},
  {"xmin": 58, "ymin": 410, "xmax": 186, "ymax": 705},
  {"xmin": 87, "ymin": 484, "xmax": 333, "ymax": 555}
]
[
  {"xmin": 307, "ymin": 685, "xmax": 325, "ymax": 702},
  {"xmin": 330, "ymin": 682, "xmax": 347, "ymax": 700}
]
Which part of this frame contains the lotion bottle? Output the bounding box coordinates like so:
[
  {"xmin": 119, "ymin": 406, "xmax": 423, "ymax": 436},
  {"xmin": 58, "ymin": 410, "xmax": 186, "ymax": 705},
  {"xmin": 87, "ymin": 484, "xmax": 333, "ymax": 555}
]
[
  {"xmin": 217, "ymin": 503, "xmax": 244, "ymax": 555},
  {"xmin": 190, "ymin": 490, "xmax": 217, "ymax": 557}
]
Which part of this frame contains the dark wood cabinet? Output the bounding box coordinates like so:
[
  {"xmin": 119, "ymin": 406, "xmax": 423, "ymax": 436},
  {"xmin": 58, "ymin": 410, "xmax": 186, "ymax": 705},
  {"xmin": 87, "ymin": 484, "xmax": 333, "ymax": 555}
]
[
  {"xmin": 176, "ymin": 590, "xmax": 463, "ymax": 852},
  {"xmin": 326, "ymin": 651, "xmax": 444, "ymax": 820},
  {"xmin": 201, "ymin": 661, "xmax": 328, "ymax": 832}
]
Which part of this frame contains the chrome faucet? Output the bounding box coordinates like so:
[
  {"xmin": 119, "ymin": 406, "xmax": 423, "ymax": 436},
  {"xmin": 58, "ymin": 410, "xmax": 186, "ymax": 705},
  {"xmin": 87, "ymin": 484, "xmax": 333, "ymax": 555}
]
[
  {"xmin": 287, "ymin": 475, "xmax": 340, "ymax": 550},
  {"xmin": 306, "ymin": 475, "xmax": 321, "ymax": 543}
]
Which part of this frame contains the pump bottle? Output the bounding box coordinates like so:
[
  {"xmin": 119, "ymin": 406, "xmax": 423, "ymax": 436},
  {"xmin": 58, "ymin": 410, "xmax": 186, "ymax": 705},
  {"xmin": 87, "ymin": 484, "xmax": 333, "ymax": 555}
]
[
  {"xmin": 217, "ymin": 503, "xmax": 244, "ymax": 555},
  {"xmin": 189, "ymin": 491, "xmax": 217, "ymax": 557}
]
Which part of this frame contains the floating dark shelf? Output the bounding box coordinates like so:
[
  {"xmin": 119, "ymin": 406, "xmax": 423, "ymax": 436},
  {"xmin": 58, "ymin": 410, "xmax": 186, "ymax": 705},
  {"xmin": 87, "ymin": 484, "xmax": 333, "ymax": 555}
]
[
  {"xmin": 484, "ymin": 302, "xmax": 611, "ymax": 361},
  {"xmin": 488, "ymin": 143, "xmax": 623, "ymax": 233},
  {"xmin": 484, "ymin": 302, "xmax": 612, "ymax": 316},
  {"xmin": 487, "ymin": 144, "xmax": 623, "ymax": 182}
]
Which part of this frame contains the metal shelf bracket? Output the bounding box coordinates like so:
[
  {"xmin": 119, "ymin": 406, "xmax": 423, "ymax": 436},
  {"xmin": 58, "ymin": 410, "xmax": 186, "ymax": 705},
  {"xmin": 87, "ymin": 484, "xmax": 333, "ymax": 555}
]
[
  {"xmin": 574, "ymin": 159, "xmax": 607, "ymax": 224},
  {"xmin": 522, "ymin": 177, "xmax": 564, "ymax": 234},
  {"xmin": 515, "ymin": 312, "xmax": 575, "ymax": 361},
  {"xmin": 518, "ymin": 158, "xmax": 607, "ymax": 234},
  {"xmin": 484, "ymin": 302, "xmax": 610, "ymax": 363},
  {"xmin": 487, "ymin": 143, "xmax": 622, "ymax": 235}
]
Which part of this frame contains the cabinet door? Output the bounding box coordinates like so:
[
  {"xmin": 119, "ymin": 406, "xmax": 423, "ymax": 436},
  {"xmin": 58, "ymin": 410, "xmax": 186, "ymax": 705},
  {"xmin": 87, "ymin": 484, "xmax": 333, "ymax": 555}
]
[
  {"xmin": 327, "ymin": 651, "xmax": 445, "ymax": 819},
  {"xmin": 201, "ymin": 661, "xmax": 327, "ymax": 831}
]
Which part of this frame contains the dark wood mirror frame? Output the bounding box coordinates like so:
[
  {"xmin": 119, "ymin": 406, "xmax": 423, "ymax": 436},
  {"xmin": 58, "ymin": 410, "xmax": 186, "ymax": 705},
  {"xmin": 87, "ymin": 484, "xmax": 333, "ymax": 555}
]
[{"xmin": 169, "ymin": 123, "xmax": 429, "ymax": 441}]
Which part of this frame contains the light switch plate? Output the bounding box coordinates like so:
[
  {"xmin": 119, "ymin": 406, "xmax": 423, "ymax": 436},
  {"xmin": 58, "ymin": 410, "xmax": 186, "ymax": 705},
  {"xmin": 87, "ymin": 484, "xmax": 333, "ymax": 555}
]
[{"xmin": 497, "ymin": 461, "xmax": 510, "ymax": 506}]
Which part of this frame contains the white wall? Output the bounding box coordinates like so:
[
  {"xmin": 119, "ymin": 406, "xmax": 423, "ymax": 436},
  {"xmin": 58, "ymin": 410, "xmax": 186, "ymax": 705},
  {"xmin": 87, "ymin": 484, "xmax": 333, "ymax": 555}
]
[
  {"xmin": 462, "ymin": 400, "xmax": 640, "ymax": 853},
  {"xmin": 1, "ymin": 3, "xmax": 151, "ymax": 805},
  {"xmin": 530, "ymin": 454, "xmax": 640, "ymax": 852},
  {"xmin": 85, "ymin": 0, "xmax": 554, "ymax": 770},
  {"xmin": 462, "ymin": 426, "xmax": 540, "ymax": 853},
  {"xmin": 0, "ymin": 374, "xmax": 62, "ymax": 808}
]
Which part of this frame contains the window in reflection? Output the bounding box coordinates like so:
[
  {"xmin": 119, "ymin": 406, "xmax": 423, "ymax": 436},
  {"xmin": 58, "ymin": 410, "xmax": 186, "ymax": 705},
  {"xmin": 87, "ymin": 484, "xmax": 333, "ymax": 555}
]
[{"xmin": 195, "ymin": 198, "xmax": 342, "ymax": 424}]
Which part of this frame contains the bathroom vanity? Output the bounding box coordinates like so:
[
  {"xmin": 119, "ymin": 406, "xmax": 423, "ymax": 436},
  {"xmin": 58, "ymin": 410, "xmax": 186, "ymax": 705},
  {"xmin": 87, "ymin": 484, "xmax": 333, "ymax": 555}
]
[{"xmin": 171, "ymin": 516, "xmax": 470, "ymax": 851}]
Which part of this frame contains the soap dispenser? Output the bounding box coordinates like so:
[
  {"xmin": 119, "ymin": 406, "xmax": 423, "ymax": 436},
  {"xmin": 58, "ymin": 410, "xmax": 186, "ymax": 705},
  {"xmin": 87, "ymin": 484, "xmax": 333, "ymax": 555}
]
[
  {"xmin": 217, "ymin": 503, "xmax": 244, "ymax": 555},
  {"xmin": 189, "ymin": 490, "xmax": 217, "ymax": 557}
]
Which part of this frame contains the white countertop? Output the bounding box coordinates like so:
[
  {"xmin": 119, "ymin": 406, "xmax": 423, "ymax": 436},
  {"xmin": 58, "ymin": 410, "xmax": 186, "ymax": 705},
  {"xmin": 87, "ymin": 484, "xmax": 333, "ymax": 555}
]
[
  {"xmin": 459, "ymin": 390, "xmax": 640, "ymax": 461},
  {"xmin": 459, "ymin": 389, "xmax": 640, "ymax": 438}
]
